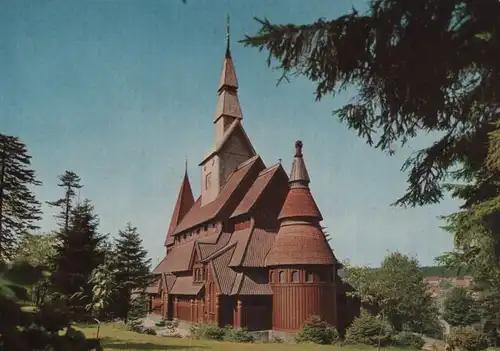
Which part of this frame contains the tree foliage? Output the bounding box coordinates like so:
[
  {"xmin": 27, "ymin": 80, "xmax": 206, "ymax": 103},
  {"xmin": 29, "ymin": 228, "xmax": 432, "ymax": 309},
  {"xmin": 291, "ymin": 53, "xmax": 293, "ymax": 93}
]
[
  {"xmin": 47, "ymin": 170, "xmax": 82, "ymax": 236},
  {"xmin": 50, "ymin": 200, "xmax": 106, "ymax": 319},
  {"xmin": 0, "ymin": 261, "xmax": 97, "ymax": 350},
  {"xmin": 113, "ymin": 223, "xmax": 152, "ymax": 321},
  {"xmin": 242, "ymin": 0, "xmax": 500, "ymax": 288},
  {"xmin": 344, "ymin": 252, "xmax": 437, "ymax": 332},
  {"xmin": 13, "ymin": 231, "xmax": 57, "ymax": 268},
  {"xmin": 443, "ymin": 287, "xmax": 480, "ymax": 327},
  {"xmin": 13, "ymin": 231, "xmax": 58, "ymax": 306},
  {"xmin": 0, "ymin": 133, "xmax": 42, "ymax": 261}
]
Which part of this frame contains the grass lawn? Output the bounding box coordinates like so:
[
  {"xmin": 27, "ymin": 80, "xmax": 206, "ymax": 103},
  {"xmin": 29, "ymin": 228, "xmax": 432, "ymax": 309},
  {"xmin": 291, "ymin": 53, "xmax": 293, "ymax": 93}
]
[{"xmin": 78, "ymin": 323, "xmax": 403, "ymax": 351}]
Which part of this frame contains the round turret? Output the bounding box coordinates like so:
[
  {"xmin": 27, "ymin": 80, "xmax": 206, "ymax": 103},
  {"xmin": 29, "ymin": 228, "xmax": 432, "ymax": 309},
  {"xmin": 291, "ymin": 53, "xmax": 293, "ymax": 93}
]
[{"xmin": 266, "ymin": 141, "xmax": 337, "ymax": 332}]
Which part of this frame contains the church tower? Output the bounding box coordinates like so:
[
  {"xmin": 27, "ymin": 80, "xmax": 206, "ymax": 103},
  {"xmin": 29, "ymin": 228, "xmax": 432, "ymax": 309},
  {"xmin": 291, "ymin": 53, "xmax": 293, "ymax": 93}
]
[
  {"xmin": 199, "ymin": 15, "xmax": 256, "ymax": 206},
  {"xmin": 266, "ymin": 141, "xmax": 337, "ymax": 331}
]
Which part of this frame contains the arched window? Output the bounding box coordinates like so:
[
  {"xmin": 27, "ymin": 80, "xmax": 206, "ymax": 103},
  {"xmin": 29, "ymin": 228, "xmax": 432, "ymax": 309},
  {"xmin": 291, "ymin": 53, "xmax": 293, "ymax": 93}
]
[
  {"xmin": 279, "ymin": 271, "xmax": 285, "ymax": 283},
  {"xmin": 291, "ymin": 271, "xmax": 299, "ymax": 283},
  {"xmin": 270, "ymin": 271, "xmax": 275, "ymax": 283},
  {"xmin": 306, "ymin": 271, "xmax": 314, "ymax": 283}
]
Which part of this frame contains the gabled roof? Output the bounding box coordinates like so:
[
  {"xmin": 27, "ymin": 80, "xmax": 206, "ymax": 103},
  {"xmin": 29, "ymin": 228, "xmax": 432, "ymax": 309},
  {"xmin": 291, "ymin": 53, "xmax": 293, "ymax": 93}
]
[
  {"xmin": 197, "ymin": 231, "xmax": 232, "ymax": 260},
  {"xmin": 200, "ymin": 120, "xmax": 256, "ymax": 166},
  {"xmin": 153, "ymin": 240, "xmax": 196, "ymax": 273},
  {"xmin": 164, "ymin": 169, "xmax": 195, "ymax": 246},
  {"xmin": 169, "ymin": 275, "xmax": 204, "ymax": 296},
  {"xmin": 230, "ymin": 163, "xmax": 283, "ymax": 218},
  {"xmin": 209, "ymin": 244, "xmax": 238, "ymax": 295},
  {"xmin": 173, "ymin": 155, "xmax": 264, "ymax": 235}
]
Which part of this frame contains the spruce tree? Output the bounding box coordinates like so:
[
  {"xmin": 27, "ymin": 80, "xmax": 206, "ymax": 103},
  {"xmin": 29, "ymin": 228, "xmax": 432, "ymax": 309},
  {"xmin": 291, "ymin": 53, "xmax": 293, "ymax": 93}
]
[
  {"xmin": 113, "ymin": 223, "xmax": 151, "ymax": 321},
  {"xmin": 46, "ymin": 170, "xmax": 82, "ymax": 236},
  {"xmin": 51, "ymin": 199, "xmax": 106, "ymax": 319},
  {"xmin": 443, "ymin": 287, "xmax": 480, "ymax": 327},
  {"xmin": 0, "ymin": 134, "xmax": 42, "ymax": 262}
]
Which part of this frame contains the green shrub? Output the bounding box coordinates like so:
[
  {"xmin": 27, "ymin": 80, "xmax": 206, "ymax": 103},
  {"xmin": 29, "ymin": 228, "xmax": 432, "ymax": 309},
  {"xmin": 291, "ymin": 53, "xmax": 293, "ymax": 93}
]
[
  {"xmin": 295, "ymin": 315, "xmax": 340, "ymax": 345},
  {"xmin": 155, "ymin": 320, "xmax": 166, "ymax": 327},
  {"xmin": 393, "ymin": 331, "xmax": 425, "ymax": 349},
  {"xmin": 190, "ymin": 322, "xmax": 225, "ymax": 340},
  {"xmin": 447, "ymin": 326, "xmax": 488, "ymax": 351},
  {"xmin": 223, "ymin": 326, "xmax": 254, "ymax": 343},
  {"xmin": 345, "ymin": 309, "xmax": 393, "ymax": 346}
]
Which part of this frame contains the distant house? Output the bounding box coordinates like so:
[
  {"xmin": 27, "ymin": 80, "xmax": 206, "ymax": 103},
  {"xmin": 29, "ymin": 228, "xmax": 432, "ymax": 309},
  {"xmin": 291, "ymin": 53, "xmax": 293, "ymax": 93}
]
[{"xmin": 145, "ymin": 34, "xmax": 359, "ymax": 336}]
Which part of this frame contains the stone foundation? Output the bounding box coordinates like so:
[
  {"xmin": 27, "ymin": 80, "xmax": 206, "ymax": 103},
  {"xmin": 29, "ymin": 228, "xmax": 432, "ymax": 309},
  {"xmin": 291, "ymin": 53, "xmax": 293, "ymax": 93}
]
[{"xmin": 269, "ymin": 329, "xmax": 296, "ymax": 343}]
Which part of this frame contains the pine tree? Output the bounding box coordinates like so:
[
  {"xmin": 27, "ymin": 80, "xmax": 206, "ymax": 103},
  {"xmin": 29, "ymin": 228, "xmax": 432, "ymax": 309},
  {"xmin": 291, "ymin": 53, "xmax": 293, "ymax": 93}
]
[
  {"xmin": 0, "ymin": 134, "xmax": 42, "ymax": 262},
  {"xmin": 113, "ymin": 223, "xmax": 152, "ymax": 321},
  {"xmin": 46, "ymin": 171, "xmax": 82, "ymax": 236},
  {"xmin": 443, "ymin": 287, "xmax": 480, "ymax": 327},
  {"xmin": 51, "ymin": 200, "xmax": 106, "ymax": 319}
]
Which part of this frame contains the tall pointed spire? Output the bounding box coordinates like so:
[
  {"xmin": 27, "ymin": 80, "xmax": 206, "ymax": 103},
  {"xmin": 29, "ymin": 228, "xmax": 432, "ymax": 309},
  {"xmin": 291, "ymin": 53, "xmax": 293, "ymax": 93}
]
[
  {"xmin": 165, "ymin": 167, "xmax": 195, "ymax": 246},
  {"xmin": 279, "ymin": 141, "xmax": 321, "ymax": 221},
  {"xmin": 214, "ymin": 14, "xmax": 242, "ymax": 123}
]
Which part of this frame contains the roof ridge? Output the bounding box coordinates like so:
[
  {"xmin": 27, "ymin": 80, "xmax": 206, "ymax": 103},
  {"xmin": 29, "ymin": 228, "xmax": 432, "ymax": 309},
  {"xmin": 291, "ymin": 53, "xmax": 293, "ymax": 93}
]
[
  {"xmin": 217, "ymin": 155, "xmax": 260, "ymax": 195},
  {"xmin": 199, "ymin": 121, "xmax": 256, "ymax": 166},
  {"xmin": 258, "ymin": 163, "xmax": 280, "ymax": 176},
  {"xmin": 236, "ymin": 219, "xmax": 255, "ymax": 267},
  {"xmin": 202, "ymin": 241, "xmax": 237, "ymax": 262},
  {"xmin": 237, "ymin": 154, "xmax": 260, "ymax": 170}
]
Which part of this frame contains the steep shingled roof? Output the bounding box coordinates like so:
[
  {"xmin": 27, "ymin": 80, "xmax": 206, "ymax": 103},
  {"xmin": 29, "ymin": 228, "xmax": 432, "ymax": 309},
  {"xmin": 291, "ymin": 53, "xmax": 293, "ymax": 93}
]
[
  {"xmin": 230, "ymin": 163, "xmax": 282, "ymax": 218},
  {"xmin": 172, "ymin": 155, "xmax": 264, "ymax": 235},
  {"xmin": 164, "ymin": 168, "xmax": 195, "ymax": 246},
  {"xmin": 154, "ymin": 240, "xmax": 196, "ymax": 273},
  {"xmin": 266, "ymin": 141, "xmax": 336, "ymax": 266}
]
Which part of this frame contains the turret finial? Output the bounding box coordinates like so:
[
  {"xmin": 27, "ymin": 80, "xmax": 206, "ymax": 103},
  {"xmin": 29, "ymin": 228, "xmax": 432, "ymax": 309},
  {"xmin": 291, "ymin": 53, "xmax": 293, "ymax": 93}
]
[
  {"xmin": 295, "ymin": 140, "xmax": 303, "ymax": 157},
  {"xmin": 185, "ymin": 157, "xmax": 188, "ymax": 174},
  {"xmin": 225, "ymin": 13, "xmax": 231, "ymax": 57}
]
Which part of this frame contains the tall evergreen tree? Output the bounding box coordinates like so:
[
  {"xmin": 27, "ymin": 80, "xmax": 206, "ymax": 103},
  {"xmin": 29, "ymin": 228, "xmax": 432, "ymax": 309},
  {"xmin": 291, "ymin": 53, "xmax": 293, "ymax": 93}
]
[
  {"xmin": 46, "ymin": 171, "xmax": 82, "ymax": 236},
  {"xmin": 113, "ymin": 223, "xmax": 151, "ymax": 321},
  {"xmin": 0, "ymin": 133, "xmax": 42, "ymax": 262},
  {"xmin": 51, "ymin": 199, "xmax": 106, "ymax": 318},
  {"xmin": 442, "ymin": 287, "xmax": 480, "ymax": 327}
]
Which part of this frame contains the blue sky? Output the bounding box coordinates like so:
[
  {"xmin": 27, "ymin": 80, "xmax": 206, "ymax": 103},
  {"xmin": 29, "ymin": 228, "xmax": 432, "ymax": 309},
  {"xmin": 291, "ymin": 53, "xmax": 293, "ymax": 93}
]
[{"xmin": 1, "ymin": 0, "xmax": 458, "ymax": 267}]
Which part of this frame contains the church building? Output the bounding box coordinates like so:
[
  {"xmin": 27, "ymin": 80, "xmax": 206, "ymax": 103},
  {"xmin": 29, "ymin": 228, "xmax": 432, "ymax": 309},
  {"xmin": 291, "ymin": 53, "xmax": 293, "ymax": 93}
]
[{"xmin": 146, "ymin": 24, "xmax": 360, "ymax": 336}]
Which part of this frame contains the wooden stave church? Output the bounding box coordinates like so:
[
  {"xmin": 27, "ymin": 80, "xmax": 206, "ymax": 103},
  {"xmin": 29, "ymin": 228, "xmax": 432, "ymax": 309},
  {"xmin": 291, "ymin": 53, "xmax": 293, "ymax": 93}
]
[{"xmin": 146, "ymin": 34, "xmax": 360, "ymax": 335}]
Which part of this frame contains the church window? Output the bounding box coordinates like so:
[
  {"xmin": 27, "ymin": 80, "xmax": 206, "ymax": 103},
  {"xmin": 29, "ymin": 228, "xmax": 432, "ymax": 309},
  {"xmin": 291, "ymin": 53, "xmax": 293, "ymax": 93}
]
[
  {"xmin": 205, "ymin": 172, "xmax": 212, "ymax": 190},
  {"xmin": 278, "ymin": 271, "xmax": 285, "ymax": 283},
  {"xmin": 306, "ymin": 271, "xmax": 314, "ymax": 283},
  {"xmin": 270, "ymin": 271, "xmax": 275, "ymax": 282},
  {"xmin": 291, "ymin": 271, "xmax": 299, "ymax": 283}
]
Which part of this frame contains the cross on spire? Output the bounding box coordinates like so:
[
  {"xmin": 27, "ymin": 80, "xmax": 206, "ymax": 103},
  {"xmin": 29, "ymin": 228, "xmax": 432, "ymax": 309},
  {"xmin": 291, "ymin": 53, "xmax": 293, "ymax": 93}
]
[{"xmin": 225, "ymin": 13, "xmax": 231, "ymax": 57}]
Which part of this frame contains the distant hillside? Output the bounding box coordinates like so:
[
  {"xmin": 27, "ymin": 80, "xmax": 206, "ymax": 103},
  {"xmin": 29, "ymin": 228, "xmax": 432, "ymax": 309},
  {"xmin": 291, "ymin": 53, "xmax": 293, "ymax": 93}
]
[
  {"xmin": 420, "ymin": 266, "xmax": 472, "ymax": 278},
  {"xmin": 364, "ymin": 265, "xmax": 472, "ymax": 278}
]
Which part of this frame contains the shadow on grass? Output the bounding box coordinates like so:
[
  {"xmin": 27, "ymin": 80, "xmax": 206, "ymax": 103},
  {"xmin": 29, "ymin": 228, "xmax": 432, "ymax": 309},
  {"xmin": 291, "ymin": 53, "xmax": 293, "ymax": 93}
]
[{"xmin": 101, "ymin": 337, "xmax": 208, "ymax": 350}]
